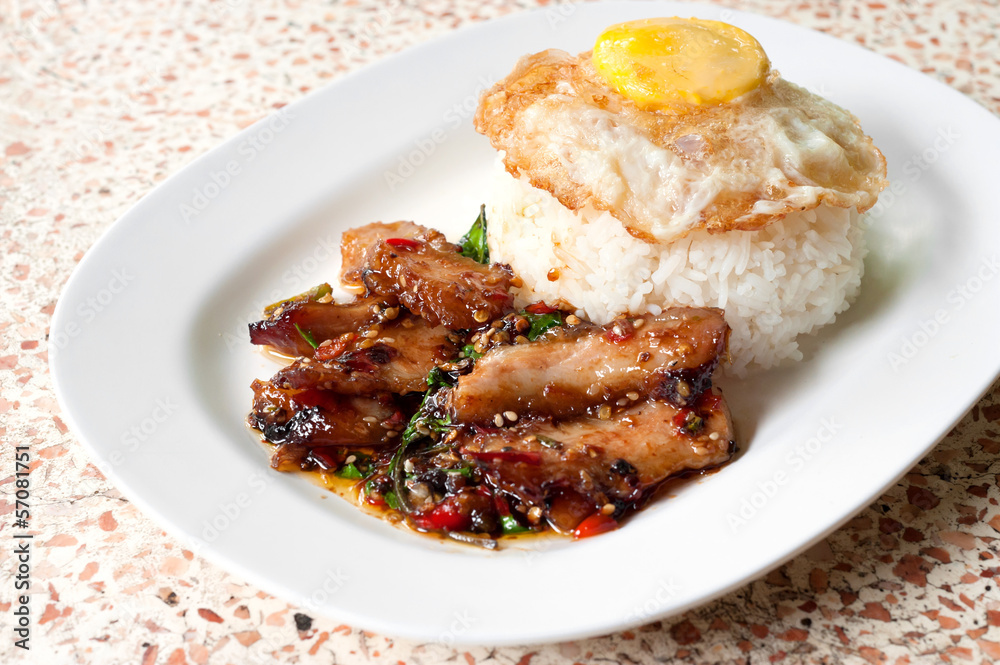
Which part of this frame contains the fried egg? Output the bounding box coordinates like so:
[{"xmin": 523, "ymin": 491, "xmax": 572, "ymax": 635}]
[{"xmin": 474, "ymin": 17, "xmax": 887, "ymax": 242}]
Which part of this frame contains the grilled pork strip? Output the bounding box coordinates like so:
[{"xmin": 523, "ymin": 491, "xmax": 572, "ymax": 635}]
[
  {"xmin": 449, "ymin": 307, "xmax": 729, "ymax": 423},
  {"xmin": 249, "ymin": 297, "xmax": 392, "ymax": 358},
  {"xmin": 272, "ymin": 315, "xmax": 459, "ymax": 396},
  {"xmin": 248, "ymin": 379, "xmax": 406, "ymax": 454},
  {"xmin": 340, "ymin": 221, "xmax": 448, "ymax": 287},
  {"xmin": 458, "ymin": 392, "xmax": 734, "ymax": 531},
  {"xmin": 361, "ymin": 236, "xmax": 515, "ymax": 330}
]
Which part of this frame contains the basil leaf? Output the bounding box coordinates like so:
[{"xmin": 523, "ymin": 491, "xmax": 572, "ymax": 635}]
[
  {"xmin": 293, "ymin": 323, "xmax": 318, "ymax": 349},
  {"xmin": 459, "ymin": 204, "xmax": 489, "ymax": 264},
  {"xmin": 525, "ymin": 311, "xmax": 562, "ymax": 341},
  {"xmin": 461, "ymin": 344, "xmax": 483, "ymax": 360},
  {"xmin": 336, "ymin": 463, "xmax": 363, "ymax": 480},
  {"xmin": 501, "ymin": 514, "xmax": 530, "ymax": 534}
]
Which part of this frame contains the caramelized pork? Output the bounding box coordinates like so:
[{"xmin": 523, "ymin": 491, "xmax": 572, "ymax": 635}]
[
  {"xmin": 459, "ymin": 392, "xmax": 733, "ymax": 531},
  {"xmin": 249, "ymin": 297, "xmax": 391, "ymax": 358},
  {"xmin": 340, "ymin": 221, "xmax": 448, "ymax": 287},
  {"xmin": 361, "ymin": 238, "xmax": 515, "ymax": 329},
  {"xmin": 248, "ymin": 379, "xmax": 406, "ymax": 456},
  {"xmin": 450, "ymin": 307, "xmax": 728, "ymax": 423},
  {"xmin": 272, "ymin": 315, "xmax": 459, "ymax": 395}
]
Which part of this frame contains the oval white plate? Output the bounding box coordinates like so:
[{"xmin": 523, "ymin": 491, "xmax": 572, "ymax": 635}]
[{"xmin": 51, "ymin": 1, "xmax": 1000, "ymax": 646}]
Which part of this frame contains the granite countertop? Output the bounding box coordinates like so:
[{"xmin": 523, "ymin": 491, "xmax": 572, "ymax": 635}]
[{"xmin": 3, "ymin": 0, "xmax": 1000, "ymax": 663}]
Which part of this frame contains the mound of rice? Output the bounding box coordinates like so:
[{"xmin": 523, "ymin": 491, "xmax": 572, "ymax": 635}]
[{"xmin": 486, "ymin": 161, "xmax": 867, "ymax": 375}]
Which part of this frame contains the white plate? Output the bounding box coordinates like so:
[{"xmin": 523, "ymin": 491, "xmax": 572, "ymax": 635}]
[{"xmin": 51, "ymin": 1, "xmax": 1000, "ymax": 646}]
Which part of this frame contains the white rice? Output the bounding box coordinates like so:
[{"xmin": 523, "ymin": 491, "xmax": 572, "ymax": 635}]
[{"xmin": 486, "ymin": 162, "xmax": 867, "ymax": 375}]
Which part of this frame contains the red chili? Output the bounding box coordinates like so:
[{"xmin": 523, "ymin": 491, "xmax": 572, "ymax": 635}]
[
  {"xmin": 314, "ymin": 336, "xmax": 352, "ymax": 361},
  {"xmin": 672, "ymin": 408, "xmax": 695, "ymax": 429},
  {"xmin": 696, "ymin": 392, "xmax": 722, "ymax": 411},
  {"xmin": 419, "ymin": 501, "xmax": 471, "ymax": 532},
  {"xmin": 308, "ymin": 448, "xmax": 340, "ymax": 470},
  {"xmin": 525, "ymin": 302, "xmax": 557, "ymax": 315},
  {"xmin": 605, "ymin": 320, "xmax": 635, "ymax": 343},
  {"xmin": 573, "ymin": 513, "xmax": 618, "ymax": 539},
  {"xmin": 385, "ymin": 237, "xmax": 422, "ymax": 249},
  {"xmin": 494, "ymin": 493, "xmax": 512, "ymax": 517}
]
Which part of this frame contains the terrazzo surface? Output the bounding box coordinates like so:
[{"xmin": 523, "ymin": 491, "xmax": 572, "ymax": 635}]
[{"xmin": 2, "ymin": 0, "xmax": 1000, "ymax": 663}]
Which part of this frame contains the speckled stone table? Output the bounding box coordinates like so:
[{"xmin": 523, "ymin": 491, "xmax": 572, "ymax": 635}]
[{"xmin": 2, "ymin": 0, "xmax": 1000, "ymax": 663}]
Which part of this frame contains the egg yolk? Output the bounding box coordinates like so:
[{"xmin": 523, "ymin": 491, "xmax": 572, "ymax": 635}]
[{"xmin": 592, "ymin": 17, "xmax": 770, "ymax": 110}]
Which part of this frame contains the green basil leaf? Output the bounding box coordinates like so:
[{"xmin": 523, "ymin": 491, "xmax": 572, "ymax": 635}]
[{"xmin": 459, "ymin": 204, "xmax": 489, "ymax": 264}]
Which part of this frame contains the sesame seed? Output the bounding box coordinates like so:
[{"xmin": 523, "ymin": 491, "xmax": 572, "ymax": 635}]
[
  {"xmin": 386, "ymin": 430, "xmax": 398, "ymax": 438},
  {"xmin": 709, "ymin": 432, "xmax": 720, "ymax": 441},
  {"xmin": 600, "ymin": 503, "xmax": 615, "ymax": 516},
  {"xmin": 401, "ymin": 318, "xmax": 414, "ymax": 328},
  {"xmin": 633, "ymin": 318, "xmax": 645, "ymax": 329},
  {"xmin": 626, "ymin": 391, "xmax": 640, "ymax": 401},
  {"xmin": 383, "ymin": 306, "xmax": 400, "ymax": 320},
  {"xmin": 403, "ymin": 459, "xmax": 415, "ymax": 474},
  {"xmin": 491, "ymin": 320, "xmax": 504, "ymax": 329},
  {"xmin": 504, "ymin": 411, "xmax": 518, "ymax": 422},
  {"xmin": 527, "ymin": 506, "xmax": 543, "ymax": 523},
  {"xmin": 358, "ymin": 339, "xmax": 375, "ymax": 349},
  {"xmin": 473, "ymin": 309, "xmax": 490, "ymax": 323},
  {"xmin": 676, "ymin": 380, "xmax": 691, "ymax": 398},
  {"xmin": 345, "ymin": 455, "xmax": 357, "ymax": 464},
  {"xmin": 362, "ymin": 417, "xmax": 377, "ymax": 423},
  {"xmin": 370, "ymin": 304, "xmax": 381, "ymax": 315},
  {"xmin": 616, "ymin": 398, "xmax": 628, "ymax": 407},
  {"xmin": 493, "ymin": 413, "xmax": 504, "ymax": 427},
  {"xmin": 364, "ymin": 328, "xmax": 379, "ymax": 338},
  {"xmin": 613, "ymin": 324, "xmax": 624, "ymax": 337},
  {"xmin": 340, "ymin": 332, "xmax": 355, "ymax": 341},
  {"xmin": 316, "ymin": 293, "xmax": 334, "ymax": 304},
  {"xmin": 566, "ymin": 314, "xmax": 581, "ymax": 325},
  {"xmin": 515, "ymin": 335, "xmax": 529, "ymax": 344},
  {"xmin": 514, "ymin": 317, "xmax": 530, "ymax": 333},
  {"xmin": 598, "ymin": 404, "xmax": 612, "ymax": 420},
  {"xmin": 381, "ymin": 337, "xmax": 395, "ymax": 343}
]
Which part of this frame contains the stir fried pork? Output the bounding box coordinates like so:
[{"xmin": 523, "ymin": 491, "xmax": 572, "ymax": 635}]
[
  {"xmin": 249, "ymin": 296, "xmax": 391, "ymax": 358},
  {"xmin": 361, "ymin": 236, "xmax": 515, "ymax": 329},
  {"xmin": 272, "ymin": 314, "xmax": 459, "ymax": 395},
  {"xmin": 449, "ymin": 308, "xmax": 728, "ymax": 423},
  {"xmin": 457, "ymin": 394, "xmax": 733, "ymax": 531},
  {"xmin": 249, "ymin": 379, "xmax": 407, "ymax": 454},
  {"xmin": 248, "ymin": 215, "xmax": 737, "ymax": 543},
  {"xmin": 340, "ymin": 221, "xmax": 448, "ymax": 287}
]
